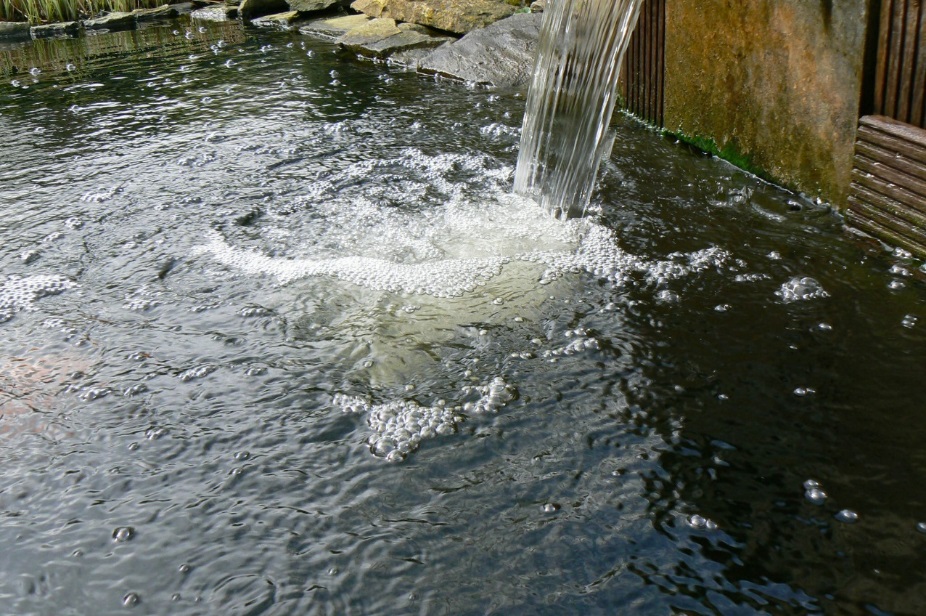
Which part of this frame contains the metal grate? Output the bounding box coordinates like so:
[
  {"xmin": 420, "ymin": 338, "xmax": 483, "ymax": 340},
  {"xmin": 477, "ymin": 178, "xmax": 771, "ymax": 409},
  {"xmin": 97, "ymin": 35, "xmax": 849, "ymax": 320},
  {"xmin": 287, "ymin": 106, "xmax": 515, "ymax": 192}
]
[
  {"xmin": 621, "ymin": 0, "xmax": 665, "ymax": 127},
  {"xmin": 873, "ymin": 0, "xmax": 926, "ymax": 128},
  {"xmin": 847, "ymin": 115, "xmax": 926, "ymax": 257}
]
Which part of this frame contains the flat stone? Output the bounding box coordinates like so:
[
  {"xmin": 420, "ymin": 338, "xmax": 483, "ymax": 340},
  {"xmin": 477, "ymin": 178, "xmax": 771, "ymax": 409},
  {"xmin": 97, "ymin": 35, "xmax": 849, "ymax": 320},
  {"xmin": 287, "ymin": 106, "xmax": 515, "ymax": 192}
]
[
  {"xmin": 0, "ymin": 21, "xmax": 31, "ymax": 40},
  {"xmin": 352, "ymin": 0, "xmax": 516, "ymax": 35},
  {"xmin": 418, "ymin": 12, "xmax": 541, "ymax": 88},
  {"xmin": 287, "ymin": 0, "xmax": 340, "ymax": 12},
  {"xmin": 83, "ymin": 11, "xmax": 136, "ymax": 31},
  {"xmin": 134, "ymin": 5, "xmax": 180, "ymax": 22},
  {"xmin": 168, "ymin": 2, "xmax": 197, "ymax": 11},
  {"xmin": 350, "ymin": 0, "xmax": 386, "ymax": 17},
  {"xmin": 191, "ymin": 6, "xmax": 236, "ymax": 21},
  {"xmin": 251, "ymin": 11, "xmax": 301, "ymax": 27},
  {"xmin": 337, "ymin": 17, "xmax": 452, "ymax": 58},
  {"xmin": 30, "ymin": 21, "xmax": 81, "ymax": 39},
  {"xmin": 300, "ymin": 14, "xmax": 372, "ymax": 39},
  {"xmin": 239, "ymin": 0, "xmax": 290, "ymax": 19}
]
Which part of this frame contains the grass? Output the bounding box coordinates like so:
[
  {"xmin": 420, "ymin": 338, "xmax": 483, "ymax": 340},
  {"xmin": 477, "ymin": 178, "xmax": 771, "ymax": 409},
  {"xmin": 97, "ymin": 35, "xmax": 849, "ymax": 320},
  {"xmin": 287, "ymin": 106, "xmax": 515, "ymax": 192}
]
[{"xmin": 0, "ymin": 0, "xmax": 167, "ymax": 23}]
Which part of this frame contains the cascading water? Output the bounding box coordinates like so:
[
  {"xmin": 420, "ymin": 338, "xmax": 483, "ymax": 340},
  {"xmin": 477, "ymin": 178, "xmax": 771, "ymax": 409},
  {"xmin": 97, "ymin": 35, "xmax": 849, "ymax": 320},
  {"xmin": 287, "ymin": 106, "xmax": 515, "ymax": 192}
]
[{"xmin": 515, "ymin": 0, "xmax": 644, "ymax": 219}]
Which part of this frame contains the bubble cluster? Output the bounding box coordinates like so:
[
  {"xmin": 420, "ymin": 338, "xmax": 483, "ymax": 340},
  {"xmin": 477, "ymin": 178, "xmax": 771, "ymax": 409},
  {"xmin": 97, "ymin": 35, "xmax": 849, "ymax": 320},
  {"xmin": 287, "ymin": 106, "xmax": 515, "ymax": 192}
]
[
  {"xmin": 803, "ymin": 479, "xmax": 827, "ymax": 505},
  {"xmin": 179, "ymin": 365, "xmax": 217, "ymax": 382},
  {"xmin": 335, "ymin": 376, "xmax": 515, "ymax": 461},
  {"xmin": 776, "ymin": 276, "xmax": 829, "ymax": 303},
  {"xmin": 0, "ymin": 274, "xmax": 77, "ymax": 321}
]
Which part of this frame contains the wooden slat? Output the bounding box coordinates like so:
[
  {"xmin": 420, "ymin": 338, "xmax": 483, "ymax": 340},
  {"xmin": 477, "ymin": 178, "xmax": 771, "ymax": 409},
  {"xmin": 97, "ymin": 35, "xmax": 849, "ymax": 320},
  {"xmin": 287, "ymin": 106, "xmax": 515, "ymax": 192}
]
[
  {"xmin": 912, "ymin": 3, "xmax": 926, "ymax": 126},
  {"xmin": 850, "ymin": 181, "xmax": 926, "ymax": 228},
  {"xmin": 620, "ymin": 0, "xmax": 664, "ymax": 127},
  {"xmin": 846, "ymin": 208, "xmax": 926, "ymax": 257},
  {"xmin": 855, "ymin": 141, "xmax": 926, "ymax": 183},
  {"xmin": 851, "ymin": 166, "xmax": 926, "ymax": 216},
  {"xmin": 898, "ymin": 0, "xmax": 921, "ymax": 120},
  {"xmin": 857, "ymin": 125, "xmax": 926, "ymax": 166},
  {"xmin": 885, "ymin": 0, "xmax": 908, "ymax": 117},
  {"xmin": 874, "ymin": 0, "xmax": 895, "ymax": 113}
]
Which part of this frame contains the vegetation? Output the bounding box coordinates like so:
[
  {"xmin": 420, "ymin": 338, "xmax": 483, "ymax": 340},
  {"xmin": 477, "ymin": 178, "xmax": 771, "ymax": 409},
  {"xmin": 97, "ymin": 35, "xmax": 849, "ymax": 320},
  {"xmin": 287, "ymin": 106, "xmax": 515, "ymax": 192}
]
[{"xmin": 0, "ymin": 0, "xmax": 166, "ymax": 23}]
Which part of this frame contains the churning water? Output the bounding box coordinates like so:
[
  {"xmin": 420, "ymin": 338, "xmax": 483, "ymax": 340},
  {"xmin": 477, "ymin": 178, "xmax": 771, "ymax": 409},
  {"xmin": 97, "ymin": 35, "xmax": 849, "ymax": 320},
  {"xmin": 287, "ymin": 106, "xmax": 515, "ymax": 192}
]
[
  {"xmin": 1, "ymin": 17, "xmax": 926, "ymax": 616},
  {"xmin": 515, "ymin": 0, "xmax": 642, "ymax": 219}
]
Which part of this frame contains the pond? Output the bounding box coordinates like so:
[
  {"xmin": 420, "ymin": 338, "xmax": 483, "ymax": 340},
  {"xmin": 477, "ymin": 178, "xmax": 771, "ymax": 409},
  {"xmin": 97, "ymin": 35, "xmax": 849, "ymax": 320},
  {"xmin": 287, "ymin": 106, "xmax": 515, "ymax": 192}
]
[{"xmin": 1, "ymin": 16, "xmax": 925, "ymax": 615}]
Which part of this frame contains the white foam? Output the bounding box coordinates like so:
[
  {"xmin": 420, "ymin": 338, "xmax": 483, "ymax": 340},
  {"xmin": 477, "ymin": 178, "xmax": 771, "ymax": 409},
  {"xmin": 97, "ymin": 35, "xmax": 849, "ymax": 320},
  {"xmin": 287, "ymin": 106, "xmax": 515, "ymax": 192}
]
[{"xmin": 0, "ymin": 274, "xmax": 77, "ymax": 321}]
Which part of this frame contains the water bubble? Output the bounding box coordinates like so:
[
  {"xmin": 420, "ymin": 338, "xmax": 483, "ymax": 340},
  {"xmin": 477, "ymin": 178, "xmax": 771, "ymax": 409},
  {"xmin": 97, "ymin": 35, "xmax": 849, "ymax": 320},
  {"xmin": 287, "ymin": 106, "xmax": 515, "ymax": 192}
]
[
  {"xmin": 793, "ymin": 387, "xmax": 816, "ymax": 397},
  {"xmin": 234, "ymin": 451, "xmax": 250, "ymax": 461},
  {"xmin": 64, "ymin": 217, "xmax": 83, "ymax": 229},
  {"xmin": 776, "ymin": 276, "xmax": 829, "ymax": 303},
  {"xmin": 902, "ymin": 314, "xmax": 917, "ymax": 329},
  {"xmin": 888, "ymin": 279, "xmax": 905, "ymax": 290},
  {"xmin": 916, "ymin": 522, "xmax": 926, "ymax": 534},
  {"xmin": 29, "ymin": 67, "xmax": 41, "ymax": 76},
  {"xmin": 123, "ymin": 592, "xmax": 140, "ymax": 607},
  {"xmin": 112, "ymin": 526, "xmax": 135, "ymax": 542},
  {"xmin": 178, "ymin": 563, "xmax": 192, "ymax": 574},
  {"xmin": 714, "ymin": 304, "xmax": 731, "ymax": 312},
  {"xmin": 834, "ymin": 509, "xmax": 859, "ymax": 524},
  {"xmin": 542, "ymin": 503, "xmax": 560, "ymax": 513},
  {"xmin": 128, "ymin": 442, "xmax": 139, "ymax": 451},
  {"xmin": 805, "ymin": 488, "xmax": 827, "ymax": 505},
  {"xmin": 818, "ymin": 322, "xmax": 832, "ymax": 331},
  {"xmin": 687, "ymin": 514, "xmax": 718, "ymax": 530}
]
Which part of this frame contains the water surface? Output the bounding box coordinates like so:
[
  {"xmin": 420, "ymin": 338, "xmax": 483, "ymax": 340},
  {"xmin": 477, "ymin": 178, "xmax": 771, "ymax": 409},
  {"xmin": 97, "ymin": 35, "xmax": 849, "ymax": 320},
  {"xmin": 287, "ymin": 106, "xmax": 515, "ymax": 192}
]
[{"xmin": 1, "ymin": 18, "xmax": 926, "ymax": 615}]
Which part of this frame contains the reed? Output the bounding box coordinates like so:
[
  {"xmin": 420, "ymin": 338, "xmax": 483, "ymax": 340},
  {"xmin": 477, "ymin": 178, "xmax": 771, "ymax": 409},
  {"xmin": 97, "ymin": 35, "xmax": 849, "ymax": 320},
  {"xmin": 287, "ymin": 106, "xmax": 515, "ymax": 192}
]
[{"xmin": 0, "ymin": 0, "xmax": 165, "ymax": 23}]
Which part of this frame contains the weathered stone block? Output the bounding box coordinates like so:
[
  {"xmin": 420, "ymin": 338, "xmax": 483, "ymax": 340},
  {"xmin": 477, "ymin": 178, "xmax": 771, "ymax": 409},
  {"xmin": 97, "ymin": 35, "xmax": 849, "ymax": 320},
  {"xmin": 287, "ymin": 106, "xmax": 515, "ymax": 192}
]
[
  {"xmin": 664, "ymin": 0, "xmax": 870, "ymax": 203},
  {"xmin": 352, "ymin": 0, "xmax": 516, "ymax": 34},
  {"xmin": 337, "ymin": 17, "xmax": 452, "ymax": 57},
  {"xmin": 133, "ymin": 5, "xmax": 180, "ymax": 22},
  {"xmin": 418, "ymin": 12, "xmax": 541, "ymax": 88},
  {"xmin": 300, "ymin": 14, "xmax": 373, "ymax": 39},
  {"xmin": 83, "ymin": 11, "xmax": 137, "ymax": 32},
  {"xmin": 30, "ymin": 21, "xmax": 82, "ymax": 39},
  {"xmin": 0, "ymin": 22, "xmax": 32, "ymax": 40},
  {"xmin": 239, "ymin": 0, "xmax": 291, "ymax": 19},
  {"xmin": 288, "ymin": 0, "xmax": 340, "ymax": 12}
]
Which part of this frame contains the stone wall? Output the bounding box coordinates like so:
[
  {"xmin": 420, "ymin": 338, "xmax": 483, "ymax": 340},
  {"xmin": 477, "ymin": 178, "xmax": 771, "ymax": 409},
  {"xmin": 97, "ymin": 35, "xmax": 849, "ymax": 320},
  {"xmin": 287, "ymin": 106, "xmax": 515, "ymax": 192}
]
[{"xmin": 663, "ymin": 0, "xmax": 871, "ymax": 204}]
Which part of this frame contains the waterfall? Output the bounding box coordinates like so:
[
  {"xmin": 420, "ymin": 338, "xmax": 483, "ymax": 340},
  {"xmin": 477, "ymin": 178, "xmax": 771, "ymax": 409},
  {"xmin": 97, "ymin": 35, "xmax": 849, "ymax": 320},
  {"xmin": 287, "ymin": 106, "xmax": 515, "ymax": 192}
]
[{"xmin": 514, "ymin": 0, "xmax": 644, "ymax": 219}]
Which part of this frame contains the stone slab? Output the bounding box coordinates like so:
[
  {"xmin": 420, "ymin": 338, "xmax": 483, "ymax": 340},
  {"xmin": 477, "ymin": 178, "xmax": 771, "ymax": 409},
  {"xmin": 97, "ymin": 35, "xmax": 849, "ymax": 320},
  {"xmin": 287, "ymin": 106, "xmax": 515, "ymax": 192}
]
[
  {"xmin": 337, "ymin": 17, "xmax": 452, "ymax": 58},
  {"xmin": 288, "ymin": 0, "xmax": 340, "ymax": 12},
  {"xmin": 31, "ymin": 21, "xmax": 81, "ymax": 39},
  {"xmin": 240, "ymin": 0, "xmax": 291, "ymax": 19},
  {"xmin": 352, "ymin": 0, "xmax": 516, "ymax": 34},
  {"xmin": 418, "ymin": 12, "xmax": 541, "ymax": 88},
  {"xmin": 300, "ymin": 14, "xmax": 373, "ymax": 39},
  {"xmin": 83, "ymin": 11, "xmax": 136, "ymax": 31},
  {"xmin": 0, "ymin": 22, "xmax": 31, "ymax": 41},
  {"xmin": 251, "ymin": 11, "xmax": 302, "ymax": 27}
]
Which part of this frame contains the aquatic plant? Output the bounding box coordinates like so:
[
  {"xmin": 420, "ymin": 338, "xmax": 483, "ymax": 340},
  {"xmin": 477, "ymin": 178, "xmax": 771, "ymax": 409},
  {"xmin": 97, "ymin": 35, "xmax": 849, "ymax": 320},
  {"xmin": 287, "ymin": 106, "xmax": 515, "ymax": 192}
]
[{"xmin": 0, "ymin": 0, "xmax": 165, "ymax": 23}]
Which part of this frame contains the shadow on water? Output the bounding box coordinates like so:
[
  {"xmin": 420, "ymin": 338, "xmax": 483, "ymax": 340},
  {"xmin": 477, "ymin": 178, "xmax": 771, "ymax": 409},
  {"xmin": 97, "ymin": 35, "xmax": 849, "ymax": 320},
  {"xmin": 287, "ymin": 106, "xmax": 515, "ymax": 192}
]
[{"xmin": 0, "ymin": 16, "xmax": 925, "ymax": 616}]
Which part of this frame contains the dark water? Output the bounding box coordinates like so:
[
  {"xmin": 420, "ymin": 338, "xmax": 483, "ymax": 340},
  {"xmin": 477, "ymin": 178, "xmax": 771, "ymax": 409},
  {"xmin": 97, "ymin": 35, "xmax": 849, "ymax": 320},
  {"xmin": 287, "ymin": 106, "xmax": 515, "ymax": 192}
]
[{"xmin": 1, "ymin": 18, "xmax": 925, "ymax": 616}]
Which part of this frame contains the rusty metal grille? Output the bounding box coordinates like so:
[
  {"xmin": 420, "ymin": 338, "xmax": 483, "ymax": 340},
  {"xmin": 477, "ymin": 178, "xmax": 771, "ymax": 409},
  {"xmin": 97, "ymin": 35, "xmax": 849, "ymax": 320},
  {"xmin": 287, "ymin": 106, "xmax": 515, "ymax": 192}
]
[
  {"xmin": 621, "ymin": 0, "xmax": 665, "ymax": 127},
  {"xmin": 847, "ymin": 115, "xmax": 926, "ymax": 256},
  {"xmin": 873, "ymin": 0, "xmax": 926, "ymax": 128}
]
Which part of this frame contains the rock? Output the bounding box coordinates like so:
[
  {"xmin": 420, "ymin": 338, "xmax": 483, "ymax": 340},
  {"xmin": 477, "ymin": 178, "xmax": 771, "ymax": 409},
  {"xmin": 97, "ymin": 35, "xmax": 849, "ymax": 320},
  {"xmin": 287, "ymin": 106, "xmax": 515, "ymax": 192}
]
[
  {"xmin": 30, "ymin": 21, "xmax": 82, "ymax": 39},
  {"xmin": 251, "ymin": 11, "xmax": 301, "ymax": 27},
  {"xmin": 300, "ymin": 14, "xmax": 372, "ymax": 39},
  {"xmin": 191, "ymin": 6, "xmax": 236, "ymax": 21},
  {"xmin": 134, "ymin": 5, "xmax": 180, "ymax": 22},
  {"xmin": 337, "ymin": 17, "xmax": 452, "ymax": 57},
  {"xmin": 351, "ymin": 0, "xmax": 386, "ymax": 17},
  {"xmin": 352, "ymin": 0, "xmax": 516, "ymax": 35},
  {"xmin": 83, "ymin": 11, "xmax": 136, "ymax": 31},
  {"xmin": 418, "ymin": 12, "xmax": 541, "ymax": 88},
  {"xmin": 239, "ymin": 0, "xmax": 290, "ymax": 19},
  {"xmin": 168, "ymin": 1, "xmax": 198, "ymax": 11},
  {"xmin": 287, "ymin": 0, "xmax": 340, "ymax": 12},
  {"xmin": 530, "ymin": 0, "xmax": 544, "ymax": 12},
  {"xmin": 0, "ymin": 22, "xmax": 31, "ymax": 40}
]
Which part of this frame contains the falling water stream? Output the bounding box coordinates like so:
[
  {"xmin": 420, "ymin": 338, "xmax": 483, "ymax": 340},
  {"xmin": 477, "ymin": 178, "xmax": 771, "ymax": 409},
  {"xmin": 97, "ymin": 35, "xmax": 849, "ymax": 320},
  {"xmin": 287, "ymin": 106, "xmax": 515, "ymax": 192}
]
[
  {"xmin": 515, "ymin": 0, "xmax": 643, "ymax": 218},
  {"xmin": 1, "ymin": 14, "xmax": 926, "ymax": 616}
]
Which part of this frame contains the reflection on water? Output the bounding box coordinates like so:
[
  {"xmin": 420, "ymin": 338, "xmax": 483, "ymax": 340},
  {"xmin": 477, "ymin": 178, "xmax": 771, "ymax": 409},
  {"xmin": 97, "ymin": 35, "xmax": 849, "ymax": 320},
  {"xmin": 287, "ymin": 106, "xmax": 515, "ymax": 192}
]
[{"xmin": 1, "ymin": 16, "xmax": 926, "ymax": 616}]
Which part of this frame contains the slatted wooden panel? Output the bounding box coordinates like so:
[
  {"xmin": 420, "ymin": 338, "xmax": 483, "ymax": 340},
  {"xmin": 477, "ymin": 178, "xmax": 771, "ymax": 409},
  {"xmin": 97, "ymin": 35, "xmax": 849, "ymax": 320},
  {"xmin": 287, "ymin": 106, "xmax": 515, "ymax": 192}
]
[
  {"xmin": 621, "ymin": 0, "xmax": 665, "ymax": 127},
  {"xmin": 847, "ymin": 115, "xmax": 926, "ymax": 256},
  {"xmin": 874, "ymin": 0, "xmax": 926, "ymax": 128}
]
